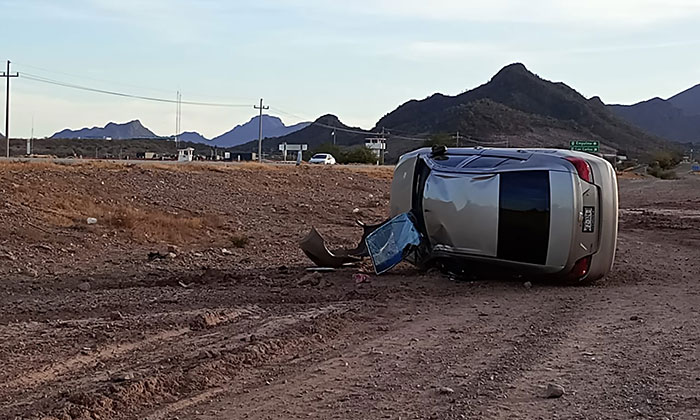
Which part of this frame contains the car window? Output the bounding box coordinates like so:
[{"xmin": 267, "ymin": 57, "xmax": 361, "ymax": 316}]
[
  {"xmin": 313, "ymin": 154, "xmax": 327, "ymax": 159},
  {"xmin": 497, "ymin": 171, "xmax": 550, "ymax": 265}
]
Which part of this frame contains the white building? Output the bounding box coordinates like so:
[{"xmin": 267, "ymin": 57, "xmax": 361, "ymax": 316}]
[{"xmin": 178, "ymin": 148, "xmax": 195, "ymax": 162}]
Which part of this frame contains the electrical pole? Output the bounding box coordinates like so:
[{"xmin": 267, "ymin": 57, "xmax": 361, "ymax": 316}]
[
  {"xmin": 174, "ymin": 91, "xmax": 181, "ymax": 150},
  {"xmin": 254, "ymin": 98, "xmax": 269, "ymax": 163},
  {"xmin": 453, "ymin": 131, "xmax": 461, "ymax": 147},
  {"xmin": 27, "ymin": 116, "xmax": 33, "ymax": 155},
  {"xmin": 332, "ymin": 127, "xmax": 336, "ymax": 145},
  {"xmin": 1, "ymin": 60, "xmax": 19, "ymax": 158}
]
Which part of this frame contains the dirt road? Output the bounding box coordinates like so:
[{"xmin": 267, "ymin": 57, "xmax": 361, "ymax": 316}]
[{"xmin": 0, "ymin": 162, "xmax": 698, "ymax": 419}]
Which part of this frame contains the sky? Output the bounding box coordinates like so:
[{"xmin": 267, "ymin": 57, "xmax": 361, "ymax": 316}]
[{"xmin": 1, "ymin": 0, "xmax": 700, "ymax": 139}]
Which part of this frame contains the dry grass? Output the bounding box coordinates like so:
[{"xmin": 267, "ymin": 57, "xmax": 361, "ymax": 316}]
[
  {"xmin": 616, "ymin": 171, "xmax": 645, "ymax": 180},
  {"xmin": 0, "ymin": 160, "xmax": 129, "ymax": 172},
  {"xmin": 341, "ymin": 165, "xmax": 395, "ymax": 180},
  {"xmin": 142, "ymin": 161, "xmax": 288, "ymax": 174},
  {"xmin": 39, "ymin": 195, "xmax": 222, "ymax": 244}
]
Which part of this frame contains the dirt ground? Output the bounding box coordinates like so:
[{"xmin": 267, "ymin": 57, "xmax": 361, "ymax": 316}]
[{"xmin": 0, "ymin": 161, "xmax": 698, "ymax": 420}]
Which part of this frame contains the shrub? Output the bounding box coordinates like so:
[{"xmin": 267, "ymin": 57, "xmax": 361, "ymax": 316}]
[
  {"xmin": 307, "ymin": 143, "xmax": 379, "ymax": 164},
  {"xmin": 647, "ymin": 166, "xmax": 678, "ymax": 180}
]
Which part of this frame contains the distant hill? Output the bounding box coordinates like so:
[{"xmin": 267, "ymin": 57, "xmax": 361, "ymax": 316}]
[
  {"xmin": 609, "ymin": 98, "xmax": 700, "ymax": 143},
  {"xmin": 210, "ymin": 115, "xmax": 310, "ymax": 147},
  {"xmin": 176, "ymin": 131, "xmax": 209, "ymax": 143},
  {"xmin": 235, "ymin": 114, "xmax": 365, "ymax": 152},
  {"xmin": 51, "ymin": 120, "xmax": 158, "ymax": 140},
  {"xmin": 669, "ymin": 84, "xmax": 700, "ymax": 116},
  {"xmin": 375, "ymin": 63, "xmax": 677, "ymax": 156}
]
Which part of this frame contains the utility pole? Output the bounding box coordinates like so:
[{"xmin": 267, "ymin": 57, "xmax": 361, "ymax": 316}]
[
  {"xmin": 27, "ymin": 116, "xmax": 33, "ymax": 155},
  {"xmin": 1, "ymin": 60, "xmax": 19, "ymax": 158},
  {"xmin": 365, "ymin": 127, "xmax": 387, "ymax": 166},
  {"xmin": 453, "ymin": 131, "xmax": 461, "ymax": 147},
  {"xmin": 332, "ymin": 127, "xmax": 336, "ymax": 145},
  {"xmin": 174, "ymin": 91, "xmax": 181, "ymax": 150},
  {"xmin": 254, "ymin": 98, "xmax": 269, "ymax": 163}
]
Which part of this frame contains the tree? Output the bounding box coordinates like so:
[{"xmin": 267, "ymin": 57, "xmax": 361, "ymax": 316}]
[{"xmin": 305, "ymin": 143, "xmax": 378, "ymax": 164}]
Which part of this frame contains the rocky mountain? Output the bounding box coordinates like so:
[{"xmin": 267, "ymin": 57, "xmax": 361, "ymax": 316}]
[
  {"xmin": 609, "ymin": 85, "xmax": 700, "ymax": 143},
  {"xmin": 669, "ymin": 84, "xmax": 700, "ymax": 116},
  {"xmin": 51, "ymin": 120, "xmax": 158, "ymax": 140},
  {"xmin": 209, "ymin": 115, "xmax": 310, "ymax": 147},
  {"xmin": 176, "ymin": 131, "xmax": 209, "ymax": 143},
  {"xmin": 374, "ymin": 63, "xmax": 676, "ymax": 156},
  {"xmin": 235, "ymin": 114, "xmax": 365, "ymax": 152},
  {"xmin": 609, "ymin": 98, "xmax": 700, "ymax": 143}
]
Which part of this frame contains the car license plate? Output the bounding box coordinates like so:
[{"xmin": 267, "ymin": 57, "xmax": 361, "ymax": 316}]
[{"xmin": 583, "ymin": 206, "xmax": 595, "ymax": 233}]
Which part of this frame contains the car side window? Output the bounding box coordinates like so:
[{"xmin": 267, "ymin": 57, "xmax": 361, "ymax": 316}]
[{"xmin": 497, "ymin": 171, "xmax": 551, "ymax": 265}]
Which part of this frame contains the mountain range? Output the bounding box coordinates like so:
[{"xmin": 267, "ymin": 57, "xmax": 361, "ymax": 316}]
[
  {"xmin": 46, "ymin": 63, "xmax": 697, "ymax": 160},
  {"xmin": 51, "ymin": 115, "xmax": 311, "ymax": 147},
  {"xmin": 248, "ymin": 63, "xmax": 681, "ymax": 160},
  {"xmin": 51, "ymin": 120, "xmax": 158, "ymax": 140},
  {"xmin": 209, "ymin": 115, "xmax": 310, "ymax": 147},
  {"xmin": 608, "ymin": 85, "xmax": 700, "ymax": 143}
]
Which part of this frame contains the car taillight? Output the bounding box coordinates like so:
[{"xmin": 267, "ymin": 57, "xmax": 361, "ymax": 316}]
[
  {"xmin": 569, "ymin": 256, "xmax": 592, "ymax": 281},
  {"xmin": 565, "ymin": 157, "xmax": 593, "ymax": 183}
]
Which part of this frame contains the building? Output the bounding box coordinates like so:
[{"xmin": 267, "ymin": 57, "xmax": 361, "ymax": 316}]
[{"xmin": 178, "ymin": 148, "xmax": 195, "ymax": 162}]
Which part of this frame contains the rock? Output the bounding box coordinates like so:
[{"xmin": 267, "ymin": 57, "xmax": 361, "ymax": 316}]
[
  {"xmin": 523, "ymin": 281, "xmax": 533, "ymax": 289},
  {"xmin": 192, "ymin": 252, "xmax": 204, "ymax": 258},
  {"xmin": 167, "ymin": 245, "xmax": 180, "ymax": 254},
  {"xmin": 194, "ymin": 312, "xmax": 226, "ymax": 328},
  {"xmin": 352, "ymin": 208, "xmax": 361, "ymax": 214},
  {"xmin": 221, "ymin": 248, "xmax": 233, "ymax": 256},
  {"xmin": 78, "ymin": 282, "xmax": 91, "ymax": 292},
  {"xmin": 630, "ymin": 315, "xmax": 640, "ymax": 321},
  {"xmin": 86, "ymin": 217, "xmax": 98, "ymax": 225},
  {"xmin": 297, "ymin": 272, "xmax": 322, "ymax": 287},
  {"xmin": 166, "ymin": 252, "xmax": 177, "ymax": 259},
  {"xmin": 110, "ymin": 372, "xmax": 134, "ymax": 382},
  {"xmin": 109, "ymin": 311, "xmax": 125, "ymax": 321},
  {"xmin": 545, "ymin": 383, "xmax": 565, "ymax": 398},
  {"xmin": 438, "ymin": 386, "xmax": 455, "ymax": 394}
]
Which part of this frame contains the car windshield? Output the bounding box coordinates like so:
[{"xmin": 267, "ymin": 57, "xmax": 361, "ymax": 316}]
[{"xmin": 313, "ymin": 154, "xmax": 327, "ymax": 159}]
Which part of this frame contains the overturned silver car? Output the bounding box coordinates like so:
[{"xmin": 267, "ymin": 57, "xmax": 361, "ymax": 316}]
[
  {"xmin": 302, "ymin": 147, "xmax": 619, "ymax": 283},
  {"xmin": 391, "ymin": 146, "xmax": 618, "ymax": 282}
]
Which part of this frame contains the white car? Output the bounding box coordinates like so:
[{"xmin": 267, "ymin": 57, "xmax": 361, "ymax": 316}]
[{"xmin": 309, "ymin": 153, "xmax": 337, "ymax": 165}]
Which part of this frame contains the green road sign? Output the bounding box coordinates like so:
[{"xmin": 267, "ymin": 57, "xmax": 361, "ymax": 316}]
[{"xmin": 570, "ymin": 141, "xmax": 599, "ymax": 152}]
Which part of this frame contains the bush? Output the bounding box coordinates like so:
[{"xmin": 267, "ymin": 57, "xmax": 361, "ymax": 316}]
[
  {"xmin": 647, "ymin": 166, "xmax": 678, "ymax": 180},
  {"xmin": 342, "ymin": 146, "xmax": 379, "ymax": 164},
  {"xmin": 647, "ymin": 151, "xmax": 682, "ymax": 170}
]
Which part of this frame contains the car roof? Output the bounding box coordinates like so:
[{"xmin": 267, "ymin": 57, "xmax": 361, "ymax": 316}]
[{"xmin": 408, "ymin": 147, "xmax": 585, "ymax": 174}]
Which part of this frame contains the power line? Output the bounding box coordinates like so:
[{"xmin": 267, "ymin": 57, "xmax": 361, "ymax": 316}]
[
  {"xmin": 22, "ymin": 73, "xmax": 251, "ymax": 108},
  {"xmin": 14, "ymin": 61, "xmax": 176, "ymax": 95},
  {"xmin": 14, "ymin": 61, "xmax": 258, "ymax": 102}
]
